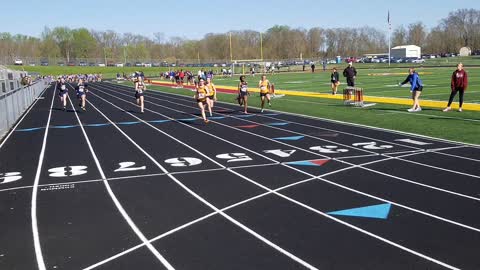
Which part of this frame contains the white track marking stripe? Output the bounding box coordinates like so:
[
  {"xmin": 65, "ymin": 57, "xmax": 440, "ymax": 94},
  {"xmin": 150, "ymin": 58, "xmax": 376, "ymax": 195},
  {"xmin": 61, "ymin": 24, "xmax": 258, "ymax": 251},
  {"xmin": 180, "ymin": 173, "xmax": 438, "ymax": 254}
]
[
  {"xmin": 66, "ymin": 89, "xmax": 175, "ymax": 270},
  {"xmin": 91, "ymin": 85, "xmax": 465, "ymax": 269},
  {"xmin": 31, "ymin": 83, "xmax": 56, "ymax": 270},
  {"xmin": 86, "ymin": 94, "xmax": 319, "ymax": 269}
]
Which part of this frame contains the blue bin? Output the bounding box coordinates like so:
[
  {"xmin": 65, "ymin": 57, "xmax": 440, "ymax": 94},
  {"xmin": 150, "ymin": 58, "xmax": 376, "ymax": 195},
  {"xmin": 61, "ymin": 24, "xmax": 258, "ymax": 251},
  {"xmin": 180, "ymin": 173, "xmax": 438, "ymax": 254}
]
[{"xmin": 336, "ymin": 56, "xmax": 342, "ymax": 64}]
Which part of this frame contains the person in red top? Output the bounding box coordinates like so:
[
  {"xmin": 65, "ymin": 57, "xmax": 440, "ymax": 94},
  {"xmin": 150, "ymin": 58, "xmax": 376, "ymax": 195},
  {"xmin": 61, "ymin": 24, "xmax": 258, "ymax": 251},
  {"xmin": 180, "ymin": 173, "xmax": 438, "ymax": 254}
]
[
  {"xmin": 443, "ymin": 63, "xmax": 468, "ymax": 112},
  {"xmin": 179, "ymin": 70, "xmax": 185, "ymax": 87}
]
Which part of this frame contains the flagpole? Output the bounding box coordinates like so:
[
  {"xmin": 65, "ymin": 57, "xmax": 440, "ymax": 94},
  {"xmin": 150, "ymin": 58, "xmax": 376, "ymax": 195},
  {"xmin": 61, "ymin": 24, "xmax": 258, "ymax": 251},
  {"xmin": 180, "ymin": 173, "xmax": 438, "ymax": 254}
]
[{"xmin": 388, "ymin": 10, "xmax": 391, "ymax": 67}]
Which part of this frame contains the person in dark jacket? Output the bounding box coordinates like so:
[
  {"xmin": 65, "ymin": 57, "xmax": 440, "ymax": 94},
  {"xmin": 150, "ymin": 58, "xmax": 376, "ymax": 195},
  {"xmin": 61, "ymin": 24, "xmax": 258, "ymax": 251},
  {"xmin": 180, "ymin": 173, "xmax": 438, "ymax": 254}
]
[
  {"xmin": 343, "ymin": 62, "xmax": 357, "ymax": 87},
  {"xmin": 400, "ymin": 68, "xmax": 424, "ymax": 112},
  {"xmin": 330, "ymin": 67, "xmax": 340, "ymax": 95},
  {"xmin": 443, "ymin": 63, "xmax": 468, "ymax": 112}
]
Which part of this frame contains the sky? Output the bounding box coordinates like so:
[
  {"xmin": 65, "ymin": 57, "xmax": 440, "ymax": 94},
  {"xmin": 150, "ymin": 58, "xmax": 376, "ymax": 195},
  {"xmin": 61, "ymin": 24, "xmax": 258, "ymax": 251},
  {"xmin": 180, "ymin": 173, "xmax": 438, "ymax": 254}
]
[{"xmin": 2, "ymin": 0, "xmax": 479, "ymax": 40}]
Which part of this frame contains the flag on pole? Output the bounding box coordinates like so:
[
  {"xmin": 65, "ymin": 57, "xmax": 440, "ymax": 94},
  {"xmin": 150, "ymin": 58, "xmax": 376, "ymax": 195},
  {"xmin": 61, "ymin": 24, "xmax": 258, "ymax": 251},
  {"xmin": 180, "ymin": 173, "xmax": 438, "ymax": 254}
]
[{"xmin": 388, "ymin": 10, "xmax": 391, "ymax": 29}]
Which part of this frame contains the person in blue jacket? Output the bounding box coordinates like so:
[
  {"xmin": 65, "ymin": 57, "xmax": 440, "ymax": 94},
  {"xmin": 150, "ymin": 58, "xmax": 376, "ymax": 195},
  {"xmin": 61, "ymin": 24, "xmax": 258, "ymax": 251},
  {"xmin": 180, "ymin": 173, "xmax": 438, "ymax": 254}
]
[{"xmin": 400, "ymin": 68, "xmax": 424, "ymax": 112}]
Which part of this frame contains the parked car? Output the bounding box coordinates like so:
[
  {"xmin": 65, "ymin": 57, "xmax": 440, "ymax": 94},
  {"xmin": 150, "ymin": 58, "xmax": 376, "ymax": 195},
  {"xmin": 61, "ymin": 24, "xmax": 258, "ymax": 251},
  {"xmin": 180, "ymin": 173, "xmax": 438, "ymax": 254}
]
[
  {"xmin": 67, "ymin": 61, "xmax": 76, "ymax": 66},
  {"xmin": 97, "ymin": 63, "xmax": 106, "ymax": 67},
  {"xmin": 58, "ymin": 61, "xmax": 65, "ymax": 66},
  {"xmin": 88, "ymin": 62, "xmax": 96, "ymax": 66},
  {"xmin": 115, "ymin": 63, "xmax": 124, "ymax": 67},
  {"xmin": 152, "ymin": 62, "xmax": 161, "ymax": 67},
  {"xmin": 134, "ymin": 62, "xmax": 142, "ymax": 67},
  {"xmin": 125, "ymin": 62, "xmax": 132, "ymax": 67},
  {"xmin": 412, "ymin": 58, "xmax": 425, "ymax": 64},
  {"xmin": 28, "ymin": 62, "xmax": 36, "ymax": 66},
  {"xmin": 79, "ymin": 61, "xmax": 87, "ymax": 66},
  {"xmin": 40, "ymin": 60, "xmax": 49, "ymax": 66},
  {"xmin": 14, "ymin": 59, "xmax": 23, "ymax": 65}
]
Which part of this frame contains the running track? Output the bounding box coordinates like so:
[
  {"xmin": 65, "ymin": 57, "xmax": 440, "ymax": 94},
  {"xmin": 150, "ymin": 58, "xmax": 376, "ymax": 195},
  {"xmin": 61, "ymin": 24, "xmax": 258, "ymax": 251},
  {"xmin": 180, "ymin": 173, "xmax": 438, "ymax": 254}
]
[{"xmin": 0, "ymin": 82, "xmax": 479, "ymax": 270}]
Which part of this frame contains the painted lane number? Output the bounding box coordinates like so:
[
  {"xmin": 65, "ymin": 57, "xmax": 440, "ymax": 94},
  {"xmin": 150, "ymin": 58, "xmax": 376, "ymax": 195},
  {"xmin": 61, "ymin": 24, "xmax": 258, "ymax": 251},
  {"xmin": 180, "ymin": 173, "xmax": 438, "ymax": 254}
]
[
  {"xmin": 48, "ymin": 166, "xmax": 88, "ymax": 177},
  {"xmin": 216, "ymin": 153, "xmax": 252, "ymax": 163},
  {"xmin": 263, "ymin": 149, "xmax": 296, "ymax": 158},
  {"xmin": 164, "ymin": 157, "xmax": 202, "ymax": 167},
  {"xmin": 310, "ymin": 146, "xmax": 349, "ymax": 154},
  {"xmin": 0, "ymin": 172, "xmax": 22, "ymax": 184},
  {"xmin": 114, "ymin": 162, "xmax": 146, "ymax": 172},
  {"xmin": 352, "ymin": 142, "xmax": 393, "ymax": 150}
]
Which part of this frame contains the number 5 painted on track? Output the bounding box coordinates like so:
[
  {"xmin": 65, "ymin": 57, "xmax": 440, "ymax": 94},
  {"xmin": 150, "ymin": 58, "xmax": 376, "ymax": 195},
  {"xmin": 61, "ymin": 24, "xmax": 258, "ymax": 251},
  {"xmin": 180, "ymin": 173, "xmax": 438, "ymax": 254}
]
[
  {"xmin": 352, "ymin": 142, "xmax": 393, "ymax": 150},
  {"xmin": 164, "ymin": 157, "xmax": 202, "ymax": 167}
]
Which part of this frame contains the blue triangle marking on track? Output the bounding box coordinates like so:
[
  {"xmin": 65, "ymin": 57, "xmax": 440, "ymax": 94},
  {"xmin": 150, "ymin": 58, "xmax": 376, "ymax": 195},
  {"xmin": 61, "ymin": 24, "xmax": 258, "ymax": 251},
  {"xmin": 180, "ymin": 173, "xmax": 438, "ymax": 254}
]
[
  {"xmin": 267, "ymin": 122, "xmax": 289, "ymax": 126},
  {"xmin": 327, "ymin": 203, "xmax": 392, "ymax": 219},
  {"xmin": 84, "ymin": 123, "xmax": 111, "ymax": 127},
  {"xmin": 285, "ymin": 161, "xmax": 318, "ymax": 166},
  {"xmin": 274, "ymin": 136, "xmax": 304, "ymax": 141},
  {"xmin": 50, "ymin": 125, "xmax": 78, "ymax": 129},
  {"xmin": 16, "ymin": 127, "xmax": 45, "ymax": 132},
  {"xmin": 209, "ymin": 116, "xmax": 226, "ymax": 120},
  {"xmin": 178, "ymin": 118, "xmax": 197, "ymax": 122},
  {"xmin": 117, "ymin": 121, "xmax": 141, "ymax": 125},
  {"xmin": 148, "ymin": 120, "xmax": 171, "ymax": 123}
]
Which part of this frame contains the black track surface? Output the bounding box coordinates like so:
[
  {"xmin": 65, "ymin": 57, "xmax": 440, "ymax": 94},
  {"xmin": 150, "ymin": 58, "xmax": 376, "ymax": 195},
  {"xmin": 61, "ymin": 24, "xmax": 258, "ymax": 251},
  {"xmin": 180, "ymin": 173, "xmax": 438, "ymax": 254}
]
[{"xmin": 1, "ymin": 82, "xmax": 479, "ymax": 270}]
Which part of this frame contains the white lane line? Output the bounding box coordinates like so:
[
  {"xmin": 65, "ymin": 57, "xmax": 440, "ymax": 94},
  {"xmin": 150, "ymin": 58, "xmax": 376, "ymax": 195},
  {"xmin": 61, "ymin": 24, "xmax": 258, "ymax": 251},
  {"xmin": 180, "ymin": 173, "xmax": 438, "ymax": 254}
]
[
  {"xmin": 31, "ymin": 83, "xmax": 56, "ymax": 270},
  {"xmin": 66, "ymin": 92, "xmax": 175, "ymax": 270},
  {"xmin": 87, "ymin": 91, "xmax": 319, "ymax": 269},
  {"xmin": 92, "ymin": 85, "xmax": 467, "ymax": 269},
  {"xmin": 0, "ymin": 83, "xmax": 50, "ymax": 149},
  {"xmin": 115, "ymin": 85, "xmax": 479, "ymax": 181},
  {"xmin": 96, "ymin": 84, "xmax": 480, "ymax": 203},
  {"xmin": 132, "ymin": 87, "xmax": 480, "ymax": 179},
  {"xmin": 113, "ymin": 81, "xmax": 478, "ymax": 149},
  {"xmin": 85, "ymin": 154, "xmax": 442, "ymax": 270}
]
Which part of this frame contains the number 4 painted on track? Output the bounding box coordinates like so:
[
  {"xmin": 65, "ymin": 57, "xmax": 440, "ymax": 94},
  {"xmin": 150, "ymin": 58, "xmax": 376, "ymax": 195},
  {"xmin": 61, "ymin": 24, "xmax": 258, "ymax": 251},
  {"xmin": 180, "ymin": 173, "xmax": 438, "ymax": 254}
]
[
  {"xmin": 263, "ymin": 149, "xmax": 296, "ymax": 158},
  {"xmin": 0, "ymin": 172, "xmax": 22, "ymax": 184}
]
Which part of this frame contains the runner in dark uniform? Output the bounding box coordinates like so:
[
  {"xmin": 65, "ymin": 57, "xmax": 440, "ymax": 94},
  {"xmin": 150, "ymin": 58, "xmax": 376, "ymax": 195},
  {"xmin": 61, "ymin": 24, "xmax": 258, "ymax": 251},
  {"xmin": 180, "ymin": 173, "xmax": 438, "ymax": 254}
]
[
  {"xmin": 57, "ymin": 77, "xmax": 68, "ymax": 111},
  {"xmin": 75, "ymin": 79, "xmax": 88, "ymax": 111},
  {"xmin": 134, "ymin": 77, "xmax": 146, "ymax": 113},
  {"xmin": 238, "ymin": 75, "xmax": 249, "ymax": 114}
]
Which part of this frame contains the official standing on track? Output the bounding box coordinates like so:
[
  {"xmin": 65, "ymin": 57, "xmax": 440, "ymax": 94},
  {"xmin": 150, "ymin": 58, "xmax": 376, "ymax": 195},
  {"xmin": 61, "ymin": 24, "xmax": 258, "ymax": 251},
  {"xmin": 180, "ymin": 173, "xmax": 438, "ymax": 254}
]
[
  {"xmin": 57, "ymin": 77, "xmax": 68, "ymax": 111},
  {"xmin": 206, "ymin": 77, "xmax": 217, "ymax": 116},
  {"xmin": 443, "ymin": 63, "xmax": 468, "ymax": 112},
  {"xmin": 75, "ymin": 79, "xmax": 88, "ymax": 111},
  {"xmin": 237, "ymin": 75, "xmax": 249, "ymax": 114},
  {"xmin": 343, "ymin": 61, "xmax": 357, "ymax": 87},
  {"xmin": 258, "ymin": 75, "xmax": 271, "ymax": 113},
  {"xmin": 400, "ymin": 68, "xmax": 424, "ymax": 112},
  {"xmin": 134, "ymin": 77, "xmax": 146, "ymax": 113},
  {"xmin": 330, "ymin": 67, "xmax": 340, "ymax": 95},
  {"xmin": 195, "ymin": 79, "xmax": 209, "ymax": 123}
]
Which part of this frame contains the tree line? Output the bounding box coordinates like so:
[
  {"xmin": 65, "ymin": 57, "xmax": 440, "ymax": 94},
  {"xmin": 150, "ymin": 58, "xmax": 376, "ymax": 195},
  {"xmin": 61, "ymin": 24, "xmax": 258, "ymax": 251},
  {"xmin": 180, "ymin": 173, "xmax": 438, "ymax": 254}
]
[{"xmin": 1, "ymin": 9, "xmax": 478, "ymax": 64}]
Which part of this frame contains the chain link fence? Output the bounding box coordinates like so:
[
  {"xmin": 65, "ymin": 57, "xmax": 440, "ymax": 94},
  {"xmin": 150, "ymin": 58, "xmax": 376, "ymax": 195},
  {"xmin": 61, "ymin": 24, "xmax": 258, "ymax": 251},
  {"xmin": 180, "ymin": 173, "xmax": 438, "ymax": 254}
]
[{"xmin": 0, "ymin": 67, "xmax": 48, "ymax": 139}]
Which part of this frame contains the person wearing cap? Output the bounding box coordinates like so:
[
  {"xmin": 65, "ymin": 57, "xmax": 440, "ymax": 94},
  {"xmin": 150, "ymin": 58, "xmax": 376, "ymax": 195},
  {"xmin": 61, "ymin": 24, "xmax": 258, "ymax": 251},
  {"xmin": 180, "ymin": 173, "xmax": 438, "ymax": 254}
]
[
  {"xmin": 343, "ymin": 62, "xmax": 357, "ymax": 87},
  {"xmin": 443, "ymin": 63, "xmax": 468, "ymax": 112}
]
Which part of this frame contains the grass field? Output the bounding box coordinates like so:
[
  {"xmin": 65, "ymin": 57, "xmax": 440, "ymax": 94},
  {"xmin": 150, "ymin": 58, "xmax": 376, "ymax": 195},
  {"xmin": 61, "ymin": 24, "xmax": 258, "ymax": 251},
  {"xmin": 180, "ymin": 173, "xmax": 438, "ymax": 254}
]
[{"xmin": 118, "ymin": 81, "xmax": 480, "ymax": 145}]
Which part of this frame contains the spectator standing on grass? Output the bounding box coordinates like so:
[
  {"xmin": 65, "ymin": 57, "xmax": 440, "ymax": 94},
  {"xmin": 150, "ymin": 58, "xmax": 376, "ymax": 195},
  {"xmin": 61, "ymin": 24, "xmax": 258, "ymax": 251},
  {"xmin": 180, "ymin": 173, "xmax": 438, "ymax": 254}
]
[
  {"xmin": 330, "ymin": 67, "xmax": 340, "ymax": 95},
  {"xmin": 311, "ymin": 62, "xmax": 315, "ymax": 73},
  {"xmin": 400, "ymin": 68, "xmax": 424, "ymax": 112},
  {"xmin": 323, "ymin": 61, "xmax": 327, "ymax": 72},
  {"xmin": 343, "ymin": 61, "xmax": 357, "ymax": 87},
  {"xmin": 443, "ymin": 63, "xmax": 468, "ymax": 112}
]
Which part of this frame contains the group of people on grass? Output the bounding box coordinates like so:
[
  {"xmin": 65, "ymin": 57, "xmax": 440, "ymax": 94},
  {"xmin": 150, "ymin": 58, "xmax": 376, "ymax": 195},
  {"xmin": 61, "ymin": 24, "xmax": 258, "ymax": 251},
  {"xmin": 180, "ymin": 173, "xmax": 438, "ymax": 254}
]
[{"xmin": 330, "ymin": 62, "xmax": 468, "ymax": 112}]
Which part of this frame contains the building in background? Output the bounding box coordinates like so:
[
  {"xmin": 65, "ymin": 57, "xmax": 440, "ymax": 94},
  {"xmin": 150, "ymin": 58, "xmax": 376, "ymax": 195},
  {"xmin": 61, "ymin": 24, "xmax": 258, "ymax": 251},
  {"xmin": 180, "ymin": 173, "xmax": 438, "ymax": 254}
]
[{"xmin": 391, "ymin": 45, "xmax": 421, "ymax": 58}]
